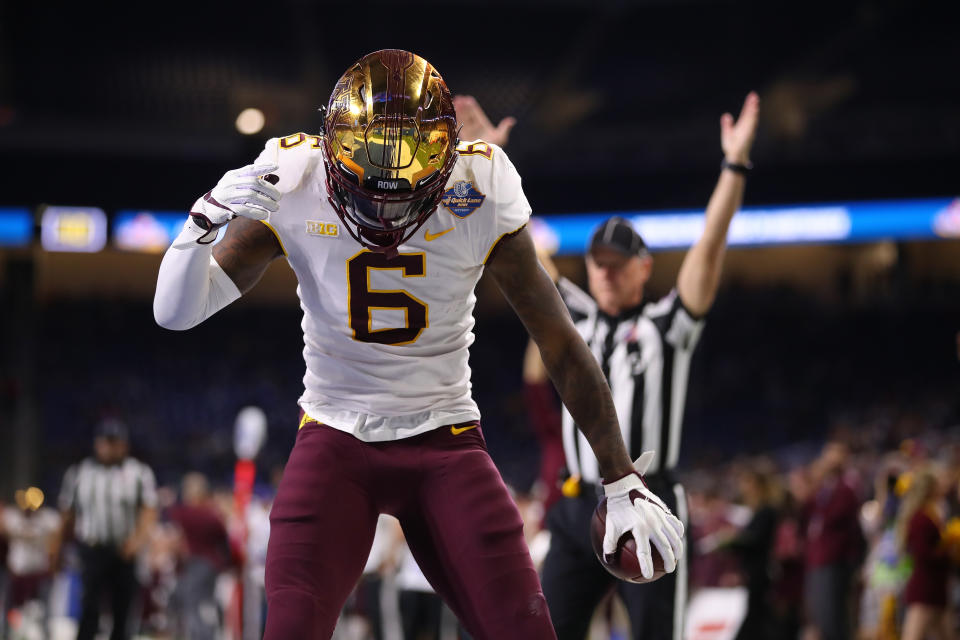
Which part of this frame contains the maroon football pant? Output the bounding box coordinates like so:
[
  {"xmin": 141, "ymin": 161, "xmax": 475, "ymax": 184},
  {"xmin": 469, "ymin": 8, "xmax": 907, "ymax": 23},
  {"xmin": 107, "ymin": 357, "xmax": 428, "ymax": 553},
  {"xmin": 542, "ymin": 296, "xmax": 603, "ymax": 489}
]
[{"xmin": 264, "ymin": 419, "xmax": 555, "ymax": 640}]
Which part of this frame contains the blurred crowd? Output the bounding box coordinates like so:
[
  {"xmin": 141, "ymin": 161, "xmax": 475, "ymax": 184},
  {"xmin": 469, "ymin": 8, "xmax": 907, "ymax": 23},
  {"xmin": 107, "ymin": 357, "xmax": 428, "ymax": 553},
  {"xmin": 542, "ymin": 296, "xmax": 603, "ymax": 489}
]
[
  {"xmin": 1, "ymin": 407, "xmax": 957, "ymax": 639},
  {"xmin": 0, "ymin": 275, "xmax": 955, "ymax": 638},
  {"xmin": 0, "ymin": 461, "xmax": 274, "ymax": 640},
  {"xmin": 683, "ymin": 426, "xmax": 960, "ymax": 640}
]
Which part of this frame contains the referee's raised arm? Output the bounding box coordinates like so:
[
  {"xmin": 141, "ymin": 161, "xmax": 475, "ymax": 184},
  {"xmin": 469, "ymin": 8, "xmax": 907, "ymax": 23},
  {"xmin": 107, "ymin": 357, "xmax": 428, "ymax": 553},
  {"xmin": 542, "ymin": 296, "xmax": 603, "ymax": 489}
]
[{"xmin": 677, "ymin": 91, "xmax": 760, "ymax": 316}]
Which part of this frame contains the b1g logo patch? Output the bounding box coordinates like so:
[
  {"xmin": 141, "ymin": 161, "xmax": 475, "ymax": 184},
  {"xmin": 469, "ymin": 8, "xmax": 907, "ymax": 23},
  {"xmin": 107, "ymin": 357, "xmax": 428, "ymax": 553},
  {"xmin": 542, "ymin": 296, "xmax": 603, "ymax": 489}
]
[
  {"xmin": 441, "ymin": 181, "xmax": 485, "ymax": 218},
  {"xmin": 306, "ymin": 220, "xmax": 339, "ymax": 238}
]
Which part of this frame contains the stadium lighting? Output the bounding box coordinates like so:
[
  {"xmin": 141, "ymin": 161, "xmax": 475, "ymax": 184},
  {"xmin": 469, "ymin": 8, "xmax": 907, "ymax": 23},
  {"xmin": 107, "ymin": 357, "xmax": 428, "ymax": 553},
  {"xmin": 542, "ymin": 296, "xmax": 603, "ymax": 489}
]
[
  {"xmin": 40, "ymin": 206, "xmax": 107, "ymax": 252},
  {"xmin": 235, "ymin": 107, "xmax": 265, "ymax": 135},
  {"xmin": 532, "ymin": 197, "xmax": 960, "ymax": 255}
]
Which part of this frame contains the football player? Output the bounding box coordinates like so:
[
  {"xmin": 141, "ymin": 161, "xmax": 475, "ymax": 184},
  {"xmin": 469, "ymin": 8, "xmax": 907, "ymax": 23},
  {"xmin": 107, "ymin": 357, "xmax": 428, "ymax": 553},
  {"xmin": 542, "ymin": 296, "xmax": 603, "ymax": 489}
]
[{"xmin": 154, "ymin": 49, "xmax": 682, "ymax": 640}]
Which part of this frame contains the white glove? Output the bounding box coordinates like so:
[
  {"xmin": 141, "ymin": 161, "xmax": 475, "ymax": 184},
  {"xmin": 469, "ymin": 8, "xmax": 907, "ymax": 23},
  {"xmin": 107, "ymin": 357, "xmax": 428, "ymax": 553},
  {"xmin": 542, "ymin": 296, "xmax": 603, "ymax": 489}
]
[
  {"xmin": 602, "ymin": 451, "xmax": 685, "ymax": 580},
  {"xmin": 188, "ymin": 163, "xmax": 281, "ymax": 242}
]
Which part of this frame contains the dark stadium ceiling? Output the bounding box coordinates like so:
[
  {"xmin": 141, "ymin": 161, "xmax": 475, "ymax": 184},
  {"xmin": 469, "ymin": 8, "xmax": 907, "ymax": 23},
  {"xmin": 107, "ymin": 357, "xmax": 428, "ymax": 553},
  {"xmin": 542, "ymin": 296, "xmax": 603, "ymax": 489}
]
[{"xmin": 0, "ymin": 0, "xmax": 957, "ymax": 214}]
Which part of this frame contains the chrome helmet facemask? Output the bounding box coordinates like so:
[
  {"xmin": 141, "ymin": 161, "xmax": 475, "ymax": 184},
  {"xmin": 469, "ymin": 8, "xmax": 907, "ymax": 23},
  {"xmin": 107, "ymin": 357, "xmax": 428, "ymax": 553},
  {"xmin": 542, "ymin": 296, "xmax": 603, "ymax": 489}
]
[{"xmin": 321, "ymin": 49, "xmax": 459, "ymax": 254}]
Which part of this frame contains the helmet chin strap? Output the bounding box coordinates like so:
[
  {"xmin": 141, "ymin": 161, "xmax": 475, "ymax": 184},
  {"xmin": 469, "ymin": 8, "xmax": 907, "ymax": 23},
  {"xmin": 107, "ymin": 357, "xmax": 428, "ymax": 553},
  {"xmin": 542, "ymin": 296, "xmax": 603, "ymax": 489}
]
[
  {"xmin": 325, "ymin": 168, "xmax": 446, "ymax": 259},
  {"xmin": 359, "ymin": 227, "xmax": 402, "ymax": 259},
  {"xmin": 359, "ymin": 213, "xmax": 434, "ymax": 259},
  {"xmin": 330, "ymin": 194, "xmax": 437, "ymax": 260}
]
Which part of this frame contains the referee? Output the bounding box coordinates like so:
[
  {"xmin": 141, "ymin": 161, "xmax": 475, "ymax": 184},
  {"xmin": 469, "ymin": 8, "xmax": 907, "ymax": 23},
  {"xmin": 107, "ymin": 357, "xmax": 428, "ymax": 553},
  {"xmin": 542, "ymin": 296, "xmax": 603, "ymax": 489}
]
[
  {"xmin": 536, "ymin": 92, "xmax": 760, "ymax": 640},
  {"xmin": 56, "ymin": 419, "xmax": 158, "ymax": 640}
]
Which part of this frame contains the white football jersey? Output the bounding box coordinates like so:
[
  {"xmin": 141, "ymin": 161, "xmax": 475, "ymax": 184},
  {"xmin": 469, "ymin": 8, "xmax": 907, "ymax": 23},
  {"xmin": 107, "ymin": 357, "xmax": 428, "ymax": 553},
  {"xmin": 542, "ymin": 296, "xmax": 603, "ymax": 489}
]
[{"xmin": 251, "ymin": 134, "xmax": 530, "ymax": 441}]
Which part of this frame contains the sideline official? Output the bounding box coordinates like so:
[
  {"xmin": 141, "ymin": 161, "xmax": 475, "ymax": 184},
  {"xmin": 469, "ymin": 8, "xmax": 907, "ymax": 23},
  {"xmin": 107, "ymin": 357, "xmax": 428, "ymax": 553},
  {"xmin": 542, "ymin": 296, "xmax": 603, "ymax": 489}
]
[{"xmin": 56, "ymin": 420, "xmax": 157, "ymax": 640}]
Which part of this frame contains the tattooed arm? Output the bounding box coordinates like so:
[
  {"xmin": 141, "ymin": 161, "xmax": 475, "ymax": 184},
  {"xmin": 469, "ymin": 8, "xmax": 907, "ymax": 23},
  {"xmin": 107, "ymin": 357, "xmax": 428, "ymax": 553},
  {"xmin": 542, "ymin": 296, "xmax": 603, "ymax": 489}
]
[
  {"xmin": 212, "ymin": 217, "xmax": 285, "ymax": 292},
  {"xmin": 154, "ymin": 217, "xmax": 282, "ymax": 329},
  {"xmin": 487, "ymin": 227, "xmax": 634, "ymax": 480}
]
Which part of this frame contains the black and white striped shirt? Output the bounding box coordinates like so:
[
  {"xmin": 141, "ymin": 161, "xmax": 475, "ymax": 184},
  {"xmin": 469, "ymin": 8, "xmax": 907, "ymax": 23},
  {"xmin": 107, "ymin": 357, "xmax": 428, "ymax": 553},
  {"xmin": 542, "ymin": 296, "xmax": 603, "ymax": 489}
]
[
  {"xmin": 559, "ymin": 279, "xmax": 705, "ymax": 482},
  {"xmin": 58, "ymin": 457, "xmax": 158, "ymax": 546}
]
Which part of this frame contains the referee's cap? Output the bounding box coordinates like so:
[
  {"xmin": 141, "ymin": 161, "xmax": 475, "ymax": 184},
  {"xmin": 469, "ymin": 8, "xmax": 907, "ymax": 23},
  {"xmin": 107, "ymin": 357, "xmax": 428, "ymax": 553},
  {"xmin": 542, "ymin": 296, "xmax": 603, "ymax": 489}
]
[
  {"xmin": 588, "ymin": 217, "xmax": 648, "ymax": 258},
  {"xmin": 95, "ymin": 418, "xmax": 129, "ymax": 441}
]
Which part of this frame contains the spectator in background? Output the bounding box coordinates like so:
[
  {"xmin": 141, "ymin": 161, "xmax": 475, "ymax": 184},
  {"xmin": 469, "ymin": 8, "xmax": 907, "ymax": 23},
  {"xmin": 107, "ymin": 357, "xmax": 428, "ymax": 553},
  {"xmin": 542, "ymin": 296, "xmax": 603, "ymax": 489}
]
[
  {"xmin": 770, "ymin": 466, "xmax": 810, "ymax": 640},
  {"xmin": 244, "ymin": 480, "xmax": 276, "ymax": 640},
  {"xmin": 726, "ymin": 463, "xmax": 781, "ymax": 640},
  {"xmin": 139, "ymin": 502, "xmax": 181, "ymax": 637},
  {"xmin": 687, "ymin": 484, "xmax": 741, "ymax": 591},
  {"xmin": 803, "ymin": 440, "xmax": 865, "ymax": 640},
  {"xmin": 1, "ymin": 486, "xmax": 61, "ymax": 634},
  {"xmin": 896, "ymin": 465, "xmax": 954, "ymax": 640},
  {"xmin": 394, "ymin": 547, "xmax": 441, "ymax": 640},
  {"xmin": 167, "ymin": 472, "xmax": 231, "ymax": 640},
  {"xmin": 387, "ymin": 515, "xmax": 456, "ymax": 640},
  {"xmin": 521, "ymin": 289, "xmax": 567, "ymax": 515},
  {"xmin": 341, "ymin": 514, "xmax": 397, "ymax": 640},
  {"xmin": 857, "ymin": 461, "xmax": 911, "ymax": 640},
  {"xmin": 56, "ymin": 419, "xmax": 158, "ymax": 640}
]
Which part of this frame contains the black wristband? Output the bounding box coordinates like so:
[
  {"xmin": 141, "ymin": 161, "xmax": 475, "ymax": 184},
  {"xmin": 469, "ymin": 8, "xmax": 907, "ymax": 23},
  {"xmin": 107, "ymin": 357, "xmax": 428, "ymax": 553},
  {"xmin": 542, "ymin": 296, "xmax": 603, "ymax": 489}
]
[
  {"xmin": 721, "ymin": 158, "xmax": 752, "ymax": 175},
  {"xmin": 189, "ymin": 214, "xmax": 224, "ymax": 244},
  {"xmin": 191, "ymin": 214, "xmax": 213, "ymax": 231}
]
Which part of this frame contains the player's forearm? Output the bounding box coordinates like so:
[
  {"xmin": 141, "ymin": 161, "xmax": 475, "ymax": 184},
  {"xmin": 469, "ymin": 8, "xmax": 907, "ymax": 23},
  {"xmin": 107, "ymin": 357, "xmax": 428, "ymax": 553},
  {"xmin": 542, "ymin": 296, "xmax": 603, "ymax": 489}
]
[
  {"xmin": 540, "ymin": 331, "xmax": 633, "ymax": 480},
  {"xmin": 154, "ymin": 221, "xmax": 241, "ymax": 330},
  {"xmin": 489, "ymin": 228, "xmax": 634, "ymax": 479},
  {"xmin": 676, "ymin": 169, "xmax": 745, "ymax": 315}
]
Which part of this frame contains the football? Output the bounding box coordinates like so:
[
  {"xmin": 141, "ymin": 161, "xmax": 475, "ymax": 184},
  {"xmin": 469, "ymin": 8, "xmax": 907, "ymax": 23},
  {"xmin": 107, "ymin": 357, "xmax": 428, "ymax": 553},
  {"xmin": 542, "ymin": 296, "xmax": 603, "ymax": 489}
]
[{"xmin": 590, "ymin": 497, "xmax": 667, "ymax": 584}]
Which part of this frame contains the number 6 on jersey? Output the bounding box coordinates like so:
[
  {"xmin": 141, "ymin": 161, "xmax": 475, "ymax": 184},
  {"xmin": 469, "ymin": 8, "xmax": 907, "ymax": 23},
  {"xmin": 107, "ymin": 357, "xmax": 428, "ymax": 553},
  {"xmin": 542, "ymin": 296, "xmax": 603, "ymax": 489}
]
[{"xmin": 347, "ymin": 251, "xmax": 429, "ymax": 346}]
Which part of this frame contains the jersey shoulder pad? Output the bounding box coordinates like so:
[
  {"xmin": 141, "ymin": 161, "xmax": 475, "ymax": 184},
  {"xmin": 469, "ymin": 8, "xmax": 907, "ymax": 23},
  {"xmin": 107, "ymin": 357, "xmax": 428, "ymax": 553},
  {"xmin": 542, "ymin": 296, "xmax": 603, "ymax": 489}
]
[
  {"xmin": 456, "ymin": 139, "xmax": 497, "ymax": 160},
  {"xmin": 452, "ymin": 139, "xmax": 513, "ymax": 194},
  {"xmin": 260, "ymin": 132, "xmax": 324, "ymax": 194}
]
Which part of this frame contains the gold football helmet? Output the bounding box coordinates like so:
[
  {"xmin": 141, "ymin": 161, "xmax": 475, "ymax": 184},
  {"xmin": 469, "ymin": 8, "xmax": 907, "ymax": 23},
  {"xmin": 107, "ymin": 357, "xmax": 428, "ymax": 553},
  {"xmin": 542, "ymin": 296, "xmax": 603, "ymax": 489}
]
[{"xmin": 322, "ymin": 49, "xmax": 458, "ymax": 252}]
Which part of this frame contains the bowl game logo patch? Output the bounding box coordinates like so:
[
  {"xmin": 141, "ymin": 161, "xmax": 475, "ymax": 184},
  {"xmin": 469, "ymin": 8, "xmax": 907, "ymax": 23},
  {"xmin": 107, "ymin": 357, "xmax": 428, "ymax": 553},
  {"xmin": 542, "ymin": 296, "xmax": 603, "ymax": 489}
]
[{"xmin": 441, "ymin": 181, "xmax": 485, "ymax": 218}]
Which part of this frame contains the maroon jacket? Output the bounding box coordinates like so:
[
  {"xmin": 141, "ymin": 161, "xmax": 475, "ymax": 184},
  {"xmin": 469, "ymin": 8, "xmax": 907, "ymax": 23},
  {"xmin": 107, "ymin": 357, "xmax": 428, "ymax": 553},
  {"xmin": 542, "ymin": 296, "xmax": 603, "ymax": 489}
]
[
  {"xmin": 167, "ymin": 504, "xmax": 230, "ymax": 571},
  {"xmin": 904, "ymin": 509, "xmax": 948, "ymax": 607},
  {"xmin": 523, "ymin": 380, "xmax": 565, "ymax": 513},
  {"xmin": 804, "ymin": 474, "xmax": 864, "ymax": 568}
]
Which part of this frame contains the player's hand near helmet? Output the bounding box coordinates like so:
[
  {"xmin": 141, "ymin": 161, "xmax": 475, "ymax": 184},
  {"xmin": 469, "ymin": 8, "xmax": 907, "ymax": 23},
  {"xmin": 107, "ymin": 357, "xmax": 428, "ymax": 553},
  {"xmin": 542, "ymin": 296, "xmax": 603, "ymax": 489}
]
[
  {"xmin": 190, "ymin": 163, "xmax": 281, "ymax": 232},
  {"xmin": 721, "ymin": 91, "xmax": 760, "ymax": 166},
  {"xmin": 602, "ymin": 451, "xmax": 685, "ymax": 580},
  {"xmin": 453, "ymin": 95, "xmax": 516, "ymax": 148}
]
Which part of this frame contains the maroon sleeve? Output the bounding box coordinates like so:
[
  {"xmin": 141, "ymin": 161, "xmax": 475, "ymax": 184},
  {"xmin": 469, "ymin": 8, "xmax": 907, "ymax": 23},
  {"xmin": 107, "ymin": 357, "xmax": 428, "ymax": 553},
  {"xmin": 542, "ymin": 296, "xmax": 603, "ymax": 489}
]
[
  {"xmin": 166, "ymin": 504, "xmax": 183, "ymax": 525},
  {"xmin": 907, "ymin": 511, "xmax": 944, "ymax": 563},
  {"xmin": 523, "ymin": 380, "xmax": 561, "ymax": 442},
  {"xmin": 821, "ymin": 482, "xmax": 859, "ymax": 526},
  {"xmin": 524, "ymin": 379, "xmax": 566, "ymax": 514}
]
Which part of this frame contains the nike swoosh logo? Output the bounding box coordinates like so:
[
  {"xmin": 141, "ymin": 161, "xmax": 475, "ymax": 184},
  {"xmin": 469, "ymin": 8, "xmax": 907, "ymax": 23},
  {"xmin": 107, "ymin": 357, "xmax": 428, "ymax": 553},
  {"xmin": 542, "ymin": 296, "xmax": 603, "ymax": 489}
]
[
  {"xmin": 450, "ymin": 424, "xmax": 477, "ymax": 435},
  {"xmin": 425, "ymin": 227, "xmax": 455, "ymax": 241}
]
